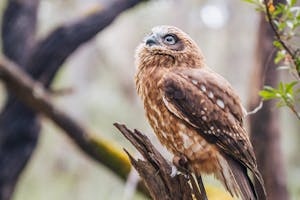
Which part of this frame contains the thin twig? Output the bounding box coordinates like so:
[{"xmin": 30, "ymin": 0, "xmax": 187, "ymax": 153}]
[
  {"xmin": 263, "ymin": 0, "xmax": 299, "ymax": 77},
  {"xmin": 247, "ymin": 101, "xmax": 264, "ymax": 116},
  {"xmin": 288, "ymin": 104, "xmax": 300, "ymax": 120}
]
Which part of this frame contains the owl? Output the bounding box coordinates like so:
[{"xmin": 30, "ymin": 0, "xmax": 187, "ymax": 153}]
[{"xmin": 134, "ymin": 26, "xmax": 266, "ymax": 200}]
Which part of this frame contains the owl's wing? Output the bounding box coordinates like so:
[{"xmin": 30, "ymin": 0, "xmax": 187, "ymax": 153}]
[{"xmin": 159, "ymin": 67, "xmax": 256, "ymax": 172}]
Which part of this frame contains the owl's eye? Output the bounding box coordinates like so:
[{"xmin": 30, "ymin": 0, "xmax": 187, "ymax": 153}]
[{"xmin": 163, "ymin": 34, "xmax": 177, "ymax": 45}]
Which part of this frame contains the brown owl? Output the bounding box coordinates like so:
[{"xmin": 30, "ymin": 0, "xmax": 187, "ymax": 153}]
[{"xmin": 135, "ymin": 25, "xmax": 266, "ymax": 200}]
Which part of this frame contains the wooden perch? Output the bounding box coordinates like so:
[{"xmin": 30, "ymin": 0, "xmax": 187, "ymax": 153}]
[{"xmin": 114, "ymin": 123, "xmax": 205, "ymax": 200}]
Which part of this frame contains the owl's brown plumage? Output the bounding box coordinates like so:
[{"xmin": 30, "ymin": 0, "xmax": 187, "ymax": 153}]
[{"xmin": 135, "ymin": 26, "xmax": 266, "ymax": 200}]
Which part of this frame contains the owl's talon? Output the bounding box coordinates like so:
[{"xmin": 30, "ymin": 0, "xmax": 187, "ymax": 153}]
[
  {"xmin": 173, "ymin": 155, "xmax": 188, "ymax": 170},
  {"xmin": 172, "ymin": 154, "xmax": 190, "ymax": 177}
]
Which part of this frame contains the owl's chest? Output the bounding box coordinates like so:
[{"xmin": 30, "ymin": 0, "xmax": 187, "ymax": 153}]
[
  {"xmin": 137, "ymin": 74, "xmax": 220, "ymax": 174},
  {"xmin": 142, "ymin": 85, "xmax": 198, "ymax": 152},
  {"xmin": 143, "ymin": 91, "xmax": 184, "ymax": 151}
]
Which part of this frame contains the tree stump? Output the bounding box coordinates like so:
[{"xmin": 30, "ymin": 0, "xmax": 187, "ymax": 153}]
[{"xmin": 114, "ymin": 123, "xmax": 206, "ymax": 200}]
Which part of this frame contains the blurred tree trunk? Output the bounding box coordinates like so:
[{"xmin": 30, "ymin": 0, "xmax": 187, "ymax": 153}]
[
  {"xmin": 0, "ymin": 1, "xmax": 40, "ymax": 199},
  {"xmin": 248, "ymin": 3, "xmax": 289, "ymax": 200}
]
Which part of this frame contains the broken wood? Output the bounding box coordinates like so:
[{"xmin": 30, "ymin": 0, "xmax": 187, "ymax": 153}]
[{"xmin": 114, "ymin": 123, "xmax": 207, "ymax": 200}]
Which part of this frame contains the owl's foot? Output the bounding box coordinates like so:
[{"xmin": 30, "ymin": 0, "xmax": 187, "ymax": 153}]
[{"xmin": 171, "ymin": 154, "xmax": 190, "ymax": 178}]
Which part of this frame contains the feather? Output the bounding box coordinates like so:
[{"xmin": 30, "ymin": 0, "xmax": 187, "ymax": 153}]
[{"xmin": 225, "ymin": 155, "xmax": 257, "ymax": 200}]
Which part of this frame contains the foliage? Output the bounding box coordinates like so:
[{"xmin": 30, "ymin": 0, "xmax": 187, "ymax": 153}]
[{"xmin": 244, "ymin": 0, "xmax": 300, "ymax": 120}]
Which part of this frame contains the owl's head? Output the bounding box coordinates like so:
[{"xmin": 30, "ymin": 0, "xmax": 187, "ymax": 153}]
[{"xmin": 135, "ymin": 26, "xmax": 205, "ymax": 69}]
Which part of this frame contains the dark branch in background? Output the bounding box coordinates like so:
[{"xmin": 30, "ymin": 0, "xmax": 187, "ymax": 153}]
[
  {"xmin": 0, "ymin": 1, "xmax": 40, "ymax": 199},
  {"xmin": 0, "ymin": 56, "xmax": 150, "ymax": 196},
  {"xmin": 26, "ymin": 0, "xmax": 148, "ymax": 87},
  {"xmin": 1, "ymin": 0, "xmax": 39, "ymax": 66},
  {"xmin": 114, "ymin": 123, "xmax": 204, "ymax": 200},
  {"xmin": 263, "ymin": 0, "xmax": 299, "ymax": 77},
  {"xmin": 0, "ymin": 0, "xmax": 148, "ymax": 199}
]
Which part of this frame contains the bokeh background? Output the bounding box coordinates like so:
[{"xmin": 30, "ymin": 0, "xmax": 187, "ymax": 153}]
[{"xmin": 0, "ymin": 0, "xmax": 299, "ymax": 199}]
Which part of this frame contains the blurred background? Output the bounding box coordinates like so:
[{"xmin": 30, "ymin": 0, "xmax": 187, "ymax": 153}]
[{"xmin": 0, "ymin": 0, "xmax": 299, "ymax": 199}]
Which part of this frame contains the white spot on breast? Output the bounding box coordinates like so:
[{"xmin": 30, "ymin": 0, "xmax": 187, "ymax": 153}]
[
  {"xmin": 202, "ymin": 116, "xmax": 207, "ymax": 121},
  {"xmin": 152, "ymin": 105, "xmax": 161, "ymax": 115},
  {"xmin": 208, "ymin": 91, "xmax": 214, "ymax": 99},
  {"xmin": 179, "ymin": 132, "xmax": 194, "ymax": 149},
  {"xmin": 149, "ymin": 115, "xmax": 159, "ymax": 127},
  {"xmin": 210, "ymin": 126, "xmax": 214, "ymax": 130},
  {"xmin": 200, "ymin": 110, "xmax": 205, "ymax": 115},
  {"xmin": 216, "ymin": 99, "xmax": 225, "ymax": 109},
  {"xmin": 200, "ymin": 85, "xmax": 206, "ymax": 92},
  {"xmin": 192, "ymin": 79, "xmax": 198, "ymax": 85},
  {"xmin": 200, "ymin": 140, "xmax": 206, "ymax": 146},
  {"xmin": 178, "ymin": 123, "xmax": 187, "ymax": 130},
  {"xmin": 192, "ymin": 144, "xmax": 202, "ymax": 153},
  {"xmin": 161, "ymin": 131, "xmax": 168, "ymax": 139}
]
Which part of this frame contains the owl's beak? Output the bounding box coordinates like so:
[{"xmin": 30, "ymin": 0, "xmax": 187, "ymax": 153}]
[{"xmin": 145, "ymin": 34, "xmax": 159, "ymax": 47}]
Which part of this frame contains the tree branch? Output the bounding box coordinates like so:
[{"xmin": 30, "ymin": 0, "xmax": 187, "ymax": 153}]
[
  {"xmin": 114, "ymin": 123, "xmax": 203, "ymax": 200},
  {"xmin": 0, "ymin": 1, "xmax": 40, "ymax": 199},
  {"xmin": 1, "ymin": 0, "xmax": 39, "ymax": 66},
  {"xmin": 263, "ymin": 0, "xmax": 299, "ymax": 77},
  {"xmin": 25, "ymin": 0, "xmax": 148, "ymax": 87},
  {"xmin": 0, "ymin": 56, "xmax": 138, "ymax": 191}
]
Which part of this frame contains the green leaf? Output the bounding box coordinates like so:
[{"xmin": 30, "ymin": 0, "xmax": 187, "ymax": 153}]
[
  {"xmin": 273, "ymin": 40, "xmax": 283, "ymax": 49},
  {"xmin": 279, "ymin": 82, "xmax": 284, "ymax": 92},
  {"xmin": 295, "ymin": 57, "xmax": 300, "ymax": 72},
  {"xmin": 259, "ymin": 89, "xmax": 280, "ymax": 100},
  {"xmin": 290, "ymin": 0, "xmax": 297, "ymax": 6},
  {"xmin": 263, "ymin": 85, "xmax": 278, "ymax": 92},
  {"xmin": 285, "ymin": 81, "xmax": 298, "ymax": 94},
  {"xmin": 277, "ymin": 22, "xmax": 287, "ymax": 31},
  {"xmin": 275, "ymin": 50, "xmax": 286, "ymax": 64},
  {"xmin": 242, "ymin": 0, "xmax": 257, "ymax": 3}
]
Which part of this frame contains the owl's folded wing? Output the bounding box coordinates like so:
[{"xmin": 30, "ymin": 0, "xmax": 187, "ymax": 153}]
[{"xmin": 159, "ymin": 67, "xmax": 256, "ymax": 172}]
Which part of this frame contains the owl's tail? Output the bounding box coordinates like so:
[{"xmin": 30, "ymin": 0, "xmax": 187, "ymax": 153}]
[{"xmin": 215, "ymin": 155, "xmax": 266, "ymax": 200}]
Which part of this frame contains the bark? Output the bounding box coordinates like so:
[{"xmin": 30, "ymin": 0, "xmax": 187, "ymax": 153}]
[
  {"xmin": 0, "ymin": 0, "xmax": 148, "ymax": 199},
  {"xmin": 248, "ymin": 11, "xmax": 289, "ymax": 200},
  {"xmin": 114, "ymin": 123, "xmax": 204, "ymax": 200}
]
